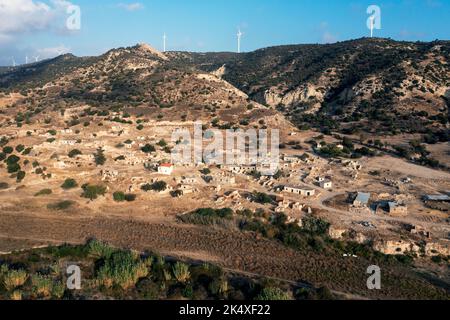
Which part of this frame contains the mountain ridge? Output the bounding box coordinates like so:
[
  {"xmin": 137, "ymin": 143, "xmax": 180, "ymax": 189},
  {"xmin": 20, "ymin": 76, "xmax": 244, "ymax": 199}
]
[{"xmin": 0, "ymin": 38, "xmax": 448, "ymax": 140}]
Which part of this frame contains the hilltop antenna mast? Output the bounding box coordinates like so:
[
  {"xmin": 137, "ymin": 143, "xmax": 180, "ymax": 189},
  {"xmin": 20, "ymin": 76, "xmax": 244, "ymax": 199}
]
[
  {"xmin": 237, "ymin": 28, "xmax": 243, "ymax": 53},
  {"xmin": 163, "ymin": 33, "xmax": 167, "ymax": 52}
]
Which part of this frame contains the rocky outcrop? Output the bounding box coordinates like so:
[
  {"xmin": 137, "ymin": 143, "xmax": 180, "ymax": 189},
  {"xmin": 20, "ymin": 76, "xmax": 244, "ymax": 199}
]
[
  {"xmin": 373, "ymin": 239, "xmax": 420, "ymax": 255},
  {"xmin": 425, "ymin": 241, "xmax": 450, "ymax": 257},
  {"xmin": 264, "ymin": 84, "xmax": 324, "ymax": 108}
]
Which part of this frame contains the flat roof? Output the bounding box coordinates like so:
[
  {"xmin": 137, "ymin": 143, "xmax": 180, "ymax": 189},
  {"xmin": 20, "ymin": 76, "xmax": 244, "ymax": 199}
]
[
  {"xmin": 284, "ymin": 185, "xmax": 314, "ymax": 191},
  {"xmin": 355, "ymin": 192, "xmax": 371, "ymax": 204},
  {"xmin": 424, "ymin": 195, "xmax": 450, "ymax": 201}
]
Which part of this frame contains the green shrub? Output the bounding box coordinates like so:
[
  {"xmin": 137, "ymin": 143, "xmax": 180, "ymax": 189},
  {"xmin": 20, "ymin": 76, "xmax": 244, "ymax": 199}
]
[
  {"xmin": 3, "ymin": 146, "xmax": 13, "ymax": 154},
  {"xmin": 3, "ymin": 269, "xmax": 28, "ymax": 291},
  {"xmin": 209, "ymin": 277, "xmax": 229, "ymax": 296},
  {"xmin": 141, "ymin": 181, "xmax": 167, "ymax": 192},
  {"xmin": 94, "ymin": 148, "xmax": 106, "ymax": 166},
  {"xmin": 7, "ymin": 162, "xmax": 20, "ymax": 173},
  {"xmin": 87, "ymin": 240, "xmax": 116, "ymax": 259},
  {"xmin": 47, "ymin": 200, "xmax": 75, "ymax": 211},
  {"xmin": 68, "ymin": 149, "xmax": 82, "ymax": 158},
  {"xmin": 255, "ymin": 287, "xmax": 291, "ymax": 300},
  {"xmin": 141, "ymin": 144, "xmax": 156, "ymax": 153},
  {"xmin": 172, "ymin": 262, "xmax": 191, "ymax": 283},
  {"xmin": 34, "ymin": 189, "xmax": 52, "ymax": 196},
  {"xmin": 61, "ymin": 178, "xmax": 78, "ymax": 190},
  {"xmin": 96, "ymin": 251, "xmax": 149, "ymax": 289},
  {"xmin": 113, "ymin": 191, "xmax": 126, "ymax": 202},
  {"xmin": 124, "ymin": 194, "xmax": 136, "ymax": 202},
  {"xmin": 16, "ymin": 171, "xmax": 26, "ymax": 182},
  {"xmin": 253, "ymin": 192, "xmax": 274, "ymax": 204},
  {"xmin": 81, "ymin": 184, "xmax": 106, "ymax": 200},
  {"xmin": 31, "ymin": 274, "xmax": 53, "ymax": 297},
  {"xmin": 5, "ymin": 154, "xmax": 20, "ymax": 165},
  {"xmin": 51, "ymin": 281, "xmax": 66, "ymax": 299},
  {"xmin": 157, "ymin": 139, "xmax": 167, "ymax": 147},
  {"xmin": 15, "ymin": 145, "xmax": 25, "ymax": 153},
  {"xmin": 301, "ymin": 216, "xmax": 330, "ymax": 235}
]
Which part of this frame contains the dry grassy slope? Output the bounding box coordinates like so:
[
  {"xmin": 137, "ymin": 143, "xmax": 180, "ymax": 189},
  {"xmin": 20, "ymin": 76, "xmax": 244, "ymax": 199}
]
[
  {"xmin": 172, "ymin": 38, "xmax": 449, "ymax": 110},
  {"xmin": 0, "ymin": 44, "xmax": 260, "ymax": 110},
  {"xmin": 0, "ymin": 44, "xmax": 279, "ymax": 129}
]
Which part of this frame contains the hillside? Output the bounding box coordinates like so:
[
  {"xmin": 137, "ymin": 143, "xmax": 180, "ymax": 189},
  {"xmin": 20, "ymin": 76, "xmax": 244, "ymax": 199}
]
[
  {"xmin": 0, "ymin": 38, "xmax": 448, "ymax": 143},
  {"xmin": 169, "ymin": 38, "xmax": 449, "ymax": 138},
  {"xmin": 0, "ymin": 44, "xmax": 268, "ymax": 126}
]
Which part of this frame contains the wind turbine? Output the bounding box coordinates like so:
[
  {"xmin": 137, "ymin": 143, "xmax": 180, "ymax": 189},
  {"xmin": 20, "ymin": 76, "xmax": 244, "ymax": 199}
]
[
  {"xmin": 163, "ymin": 33, "xmax": 167, "ymax": 52},
  {"xmin": 25, "ymin": 55, "xmax": 29, "ymax": 64},
  {"xmin": 237, "ymin": 28, "xmax": 243, "ymax": 53},
  {"xmin": 12, "ymin": 57, "xmax": 16, "ymax": 67},
  {"xmin": 369, "ymin": 16, "xmax": 375, "ymax": 38},
  {"xmin": 33, "ymin": 55, "xmax": 40, "ymax": 63}
]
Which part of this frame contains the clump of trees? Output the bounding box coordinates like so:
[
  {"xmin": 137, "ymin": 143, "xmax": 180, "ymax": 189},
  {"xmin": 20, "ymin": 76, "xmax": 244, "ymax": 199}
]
[
  {"xmin": 94, "ymin": 148, "xmax": 106, "ymax": 166},
  {"xmin": 81, "ymin": 184, "xmax": 107, "ymax": 200},
  {"xmin": 141, "ymin": 144, "xmax": 156, "ymax": 153},
  {"xmin": 141, "ymin": 181, "xmax": 167, "ymax": 192},
  {"xmin": 113, "ymin": 191, "xmax": 136, "ymax": 202}
]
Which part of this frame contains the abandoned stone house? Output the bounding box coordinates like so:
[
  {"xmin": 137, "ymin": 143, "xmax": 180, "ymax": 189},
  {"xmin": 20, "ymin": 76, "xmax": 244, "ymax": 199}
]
[
  {"xmin": 257, "ymin": 163, "xmax": 279, "ymax": 176},
  {"xmin": 179, "ymin": 184, "xmax": 195, "ymax": 194},
  {"xmin": 328, "ymin": 226, "xmax": 347, "ymax": 240},
  {"xmin": 221, "ymin": 165, "xmax": 244, "ymax": 174},
  {"xmin": 408, "ymin": 225, "xmax": 431, "ymax": 239},
  {"xmin": 423, "ymin": 194, "xmax": 450, "ymax": 202},
  {"xmin": 101, "ymin": 169, "xmax": 119, "ymax": 182},
  {"xmin": 283, "ymin": 185, "xmax": 316, "ymax": 197},
  {"xmin": 319, "ymin": 179, "xmax": 333, "ymax": 189},
  {"xmin": 211, "ymin": 174, "xmax": 236, "ymax": 185},
  {"xmin": 388, "ymin": 201, "xmax": 408, "ymax": 217},
  {"xmin": 59, "ymin": 140, "xmax": 78, "ymax": 146},
  {"xmin": 353, "ymin": 192, "xmax": 371, "ymax": 207},
  {"xmin": 181, "ymin": 176, "xmax": 197, "ymax": 184},
  {"xmin": 283, "ymin": 155, "xmax": 300, "ymax": 163}
]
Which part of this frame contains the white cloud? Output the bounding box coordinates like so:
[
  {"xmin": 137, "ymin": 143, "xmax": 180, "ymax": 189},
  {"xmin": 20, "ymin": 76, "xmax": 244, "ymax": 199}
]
[
  {"xmin": 117, "ymin": 2, "xmax": 144, "ymax": 12},
  {"xmin": 37, "ymin": 44, "xmax": 70, "ymax": 57},
  {"xmin": 0, "ymin": 0, "xmax": 76, "ymax": 43}
]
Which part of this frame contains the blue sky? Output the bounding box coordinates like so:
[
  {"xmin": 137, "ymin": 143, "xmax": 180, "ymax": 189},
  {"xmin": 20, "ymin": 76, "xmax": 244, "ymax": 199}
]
[{"xmin": 0, "ymin": 0, "xmax": 449, "ymax": 65}]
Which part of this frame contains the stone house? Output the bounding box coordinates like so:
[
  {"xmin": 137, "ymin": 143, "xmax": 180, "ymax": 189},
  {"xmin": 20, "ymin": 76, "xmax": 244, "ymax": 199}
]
[
  {"xmin": 283, "ymin": 185, "xmax": 315, "ymax": 197},
  {"xmin": 158, "ymin": 163, "xmax": 174, "ymax": 175},
  {"xmin": 319, "ymin": 179, "xmax": 332, "ymax": 189},
  {"xmin": 353, "ymin": 192, "xmax": 370, "ymax": 207}
]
